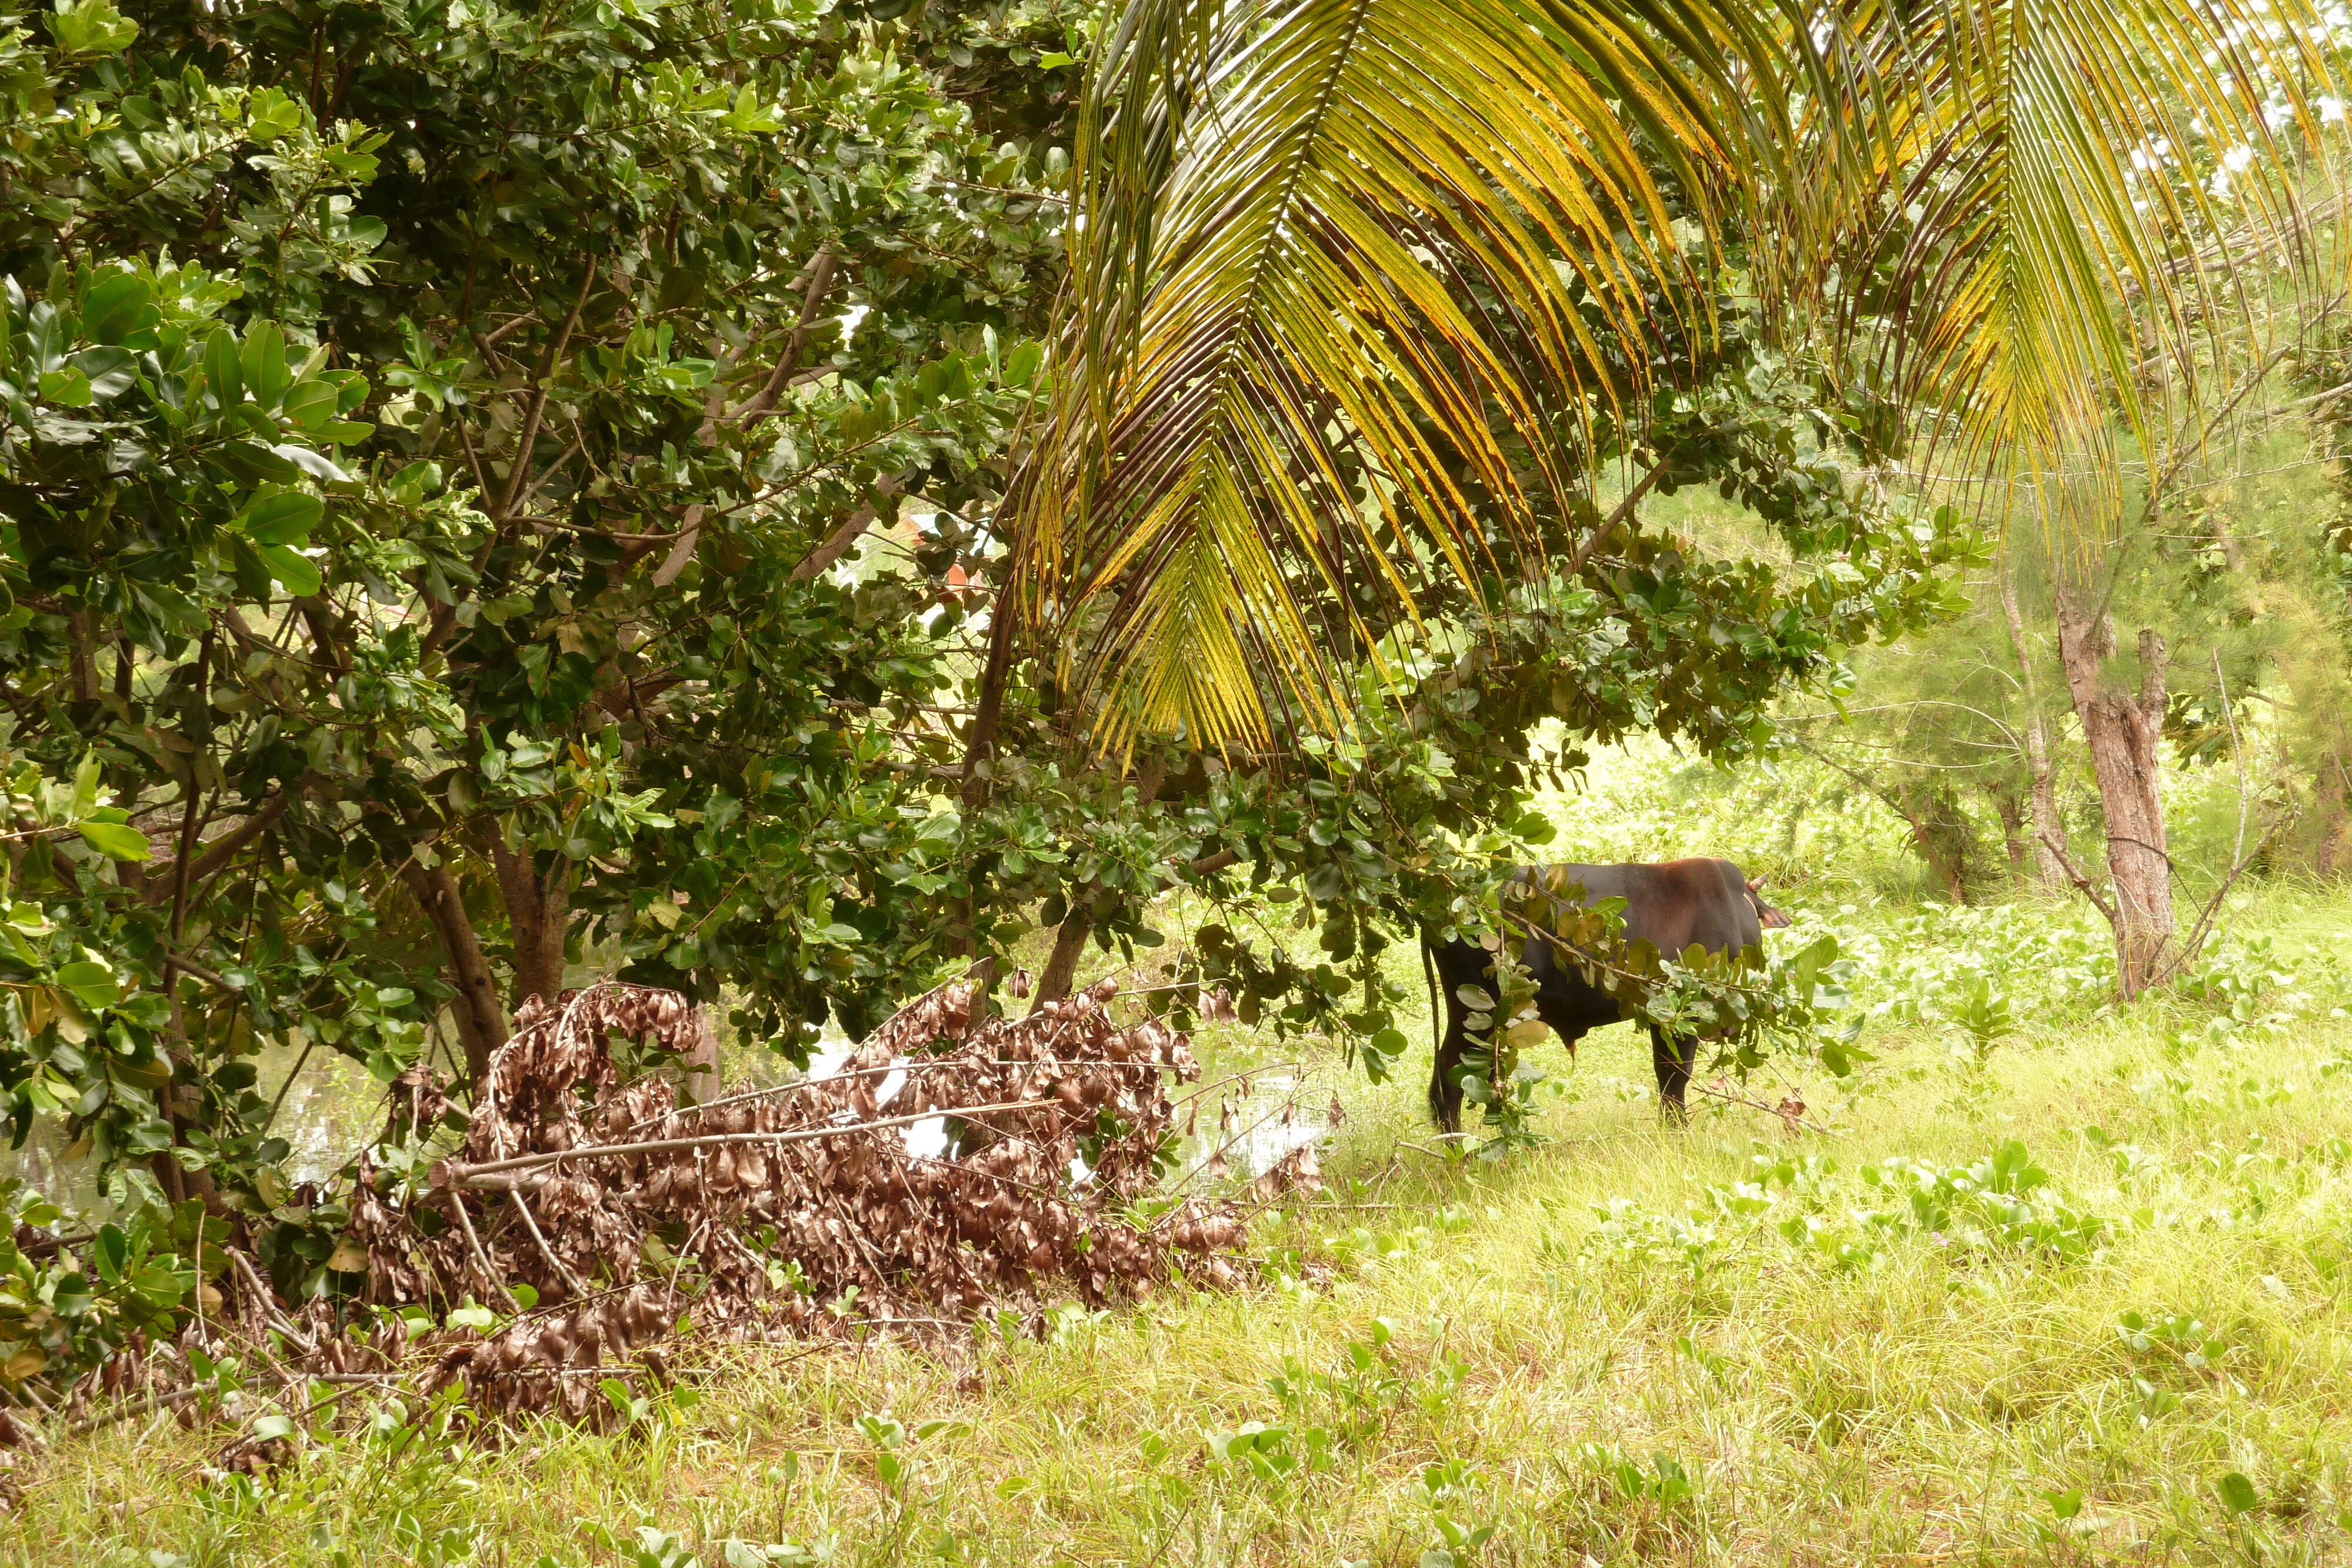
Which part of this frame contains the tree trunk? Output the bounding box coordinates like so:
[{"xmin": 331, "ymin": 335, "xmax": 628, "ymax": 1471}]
[
  {"xmin": 2021, "ymin": 726, "xmax": 2069, "ymax": 891},
  {"xmin": 1998, "ymin": 565, "xmax": 2069, "ymax": 891},
  {"xmin": 2054, "ymin": 591, "xmax": 2175, "ymax": 997},
  {"xmin": 679, "ymin": 1008, "xmax": 720, "ymax": 1106},
  {"xmin": 66, "ymin": 609, "xmax": 98, "ymax": 702},
  {"xmin": 950, "ymin": 584, "xmax": 1025, "ymax": 972},
  {"xmin": 1986, "ymin": 787, "xmax": 2029, "ymax": 882},
  {"xmin": 1895, "ymin": 782, "xmax": 1972, "ymax": 904},
  {"xmin": 1033, "ymin": 916, "xmax": 1094, "ymax": 1008},
  {"xmin": 153, "ymin": 634, "xmax": 226, "ymax": 1213},
  {"xmin": 402, "ymin": 860, "xmax": 508, "ymax": 1081},
  {"xmin": 490, "ymin": 838, "xmax": 572, "ymax": 1007},
  {"xmin": 2320, "ymin": 750, "xmax": 2352, "ymax": 878}
]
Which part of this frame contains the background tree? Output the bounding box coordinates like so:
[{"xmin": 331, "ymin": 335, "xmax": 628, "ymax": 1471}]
[{"xmin": 1802, "ymin": 1, "xmax": 2348, "ymax": 994}]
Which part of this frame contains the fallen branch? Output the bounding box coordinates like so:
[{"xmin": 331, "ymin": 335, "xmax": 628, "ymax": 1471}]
[
  {"xmin": 63, "ymin": 1369, "xmax": 394, "ymax": 1442},
  {"xmin": 642, "ymin": 1057, "xmax": 1109, "ymax": 1133},
  {"xmin": 332, "ymin": 977, "xmax": 1260, "ymax": 1427},
  {"xmin": 228, "ymin": 1247, "xmax": 319, "ymax": 1356},
  {"xmin": 430, "ymin": 1097, "xmax": 1056, "ymax": 1188}
]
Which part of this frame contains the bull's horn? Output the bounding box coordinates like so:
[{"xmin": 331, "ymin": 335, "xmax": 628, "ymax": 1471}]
[{"xmin": 1745, "ymin": 875, "xmax": 1767, "ymax": 892}]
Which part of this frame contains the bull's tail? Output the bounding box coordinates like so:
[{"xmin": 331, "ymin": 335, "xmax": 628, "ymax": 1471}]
[
  {"xmin": 1421, "ymin": 926, "xmax": 1447, "ymax": 1126},
  {"xmin": 1420, "ymin": 927, "xmax": 1442, "ymax": 1058}
]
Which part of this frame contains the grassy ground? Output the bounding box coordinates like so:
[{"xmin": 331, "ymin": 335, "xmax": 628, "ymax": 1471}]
[{"xmin": 13, "ymin": 886, "xmax": 2352, "ymax": 1566}]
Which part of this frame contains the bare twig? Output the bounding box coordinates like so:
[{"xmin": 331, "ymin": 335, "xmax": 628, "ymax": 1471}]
[
  {"xmin": 1688, "ymin": 1079, "xmax": 1832, "ymax": 1135},
  {"xmin": 260, "ymin": 1028, "xmax": 320, "ymax": 1135},
  {"xmin": 507, "ymin": 1189, "xmax": 590, "ymax": 1299},
  {"xmin": 1168, "ymin": 1063, "xmax": 1306, "ymax": 1108},
  {"xmin": 492, "ymin": 260, "xmax": 596, "ymax": 523},
  {"xmin": 65, "ymin": 1379, "xmax": 209, "ymax": 1439},
  {"xmin": 228, "ymin": 1248, "xmax": 319, "ymax": 1356},
  {"xmin": 1166, "ymin": 1088, "xmax": 1312, "ymax": 1195},
  {"xmin": 2037, "ymin": 825, "xmax": 2118, "ymax": 924},
  {"xmin": 444, "ymin": 1191, "xmax": 521, "ymax": 1312},
  {"xmin": 2217, "ymin": 648, "xmax": 2249, "ymax": 872},
  {"xmin": 642, "ymin": 1054, "xmax": 1183, "ymax": 1133}
]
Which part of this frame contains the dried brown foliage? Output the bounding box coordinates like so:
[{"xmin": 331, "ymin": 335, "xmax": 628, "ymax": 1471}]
[{"xmin": 330, "ymin": 978, "xmax": 1291, "ymax": 1423}]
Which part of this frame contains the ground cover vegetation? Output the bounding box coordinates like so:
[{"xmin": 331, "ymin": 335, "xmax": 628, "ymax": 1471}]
[
  {"xmin": 5, "ymin": 0, "xmax": 2352, "ymax": 1559},
  {"xmin": 13, "ymin": 824, "xmax": 2352, "ymax": 1563}
]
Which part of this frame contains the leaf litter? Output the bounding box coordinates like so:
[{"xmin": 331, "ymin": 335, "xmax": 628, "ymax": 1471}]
[{"xmin": 205, "ymin": 975, "xmax": 1315, "ymax": 1432}]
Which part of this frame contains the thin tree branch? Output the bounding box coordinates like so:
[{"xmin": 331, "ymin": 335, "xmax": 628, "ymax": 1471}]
[
  {"xmin": 789, "ymin": 476, "xmax": 906, "ymax": 581},
  {"xmin": 141, "ymin": 794, "xmax": 286, "ymax": 906},
  {"xmin": 2037, "ymin": 825, "xmax": 2117, "ymax": 924},
  {"xmin": 164, "ymin": 634, "xmax": 213, "ymax": 945},
  {"xmin": 1565, "ymin": 456, "xmax": 1669, "ymax": 577},
  {"xmin": 507, "ymin": 1188, "xmax": 590, "ymax": 1298},
  {"xmin": 445, "ymin": 1191, "xmax": 520, "ymax": 1312},
  {"xmin": 479, "ymin": 309, "xmax": 542, "ymax": 347},
  {"xmin": 1688, "ymin": 1079, "xmax": 1832, "ymax": 1135},
  {"xmin": 493, "ymin": 260, "xmax": 597, "ymax": 523},
  {"xmin": 734, "ymin": 246, "xmax": 841, "ymax": 430}
]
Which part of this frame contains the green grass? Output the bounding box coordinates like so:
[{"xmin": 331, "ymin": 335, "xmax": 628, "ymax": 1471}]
[{"xmin": 14, "ymin": 887, "xmax": 2352, "ymax": 1566}]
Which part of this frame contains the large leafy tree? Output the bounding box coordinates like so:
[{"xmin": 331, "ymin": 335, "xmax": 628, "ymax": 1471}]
[{"xmin": 0, "ymin": 0, "xmax": 1079, "ymax": 1280}]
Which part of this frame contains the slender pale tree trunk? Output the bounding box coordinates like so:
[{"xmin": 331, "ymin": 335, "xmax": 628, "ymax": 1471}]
[
  {"xmin": 1997, "ymin": 564, "xmax": 2069, "ymax": 891},
  {"xmin": 2053, "ymin": 588, "xmax": 2175, "ymax": 997},
  {"xmin": 950, "ymin": 580, "xmax": 1024, "ymax": 981},
  {"xmin": 679, "ymin": 1009, "xmax": 720, "ymax": 1107}
]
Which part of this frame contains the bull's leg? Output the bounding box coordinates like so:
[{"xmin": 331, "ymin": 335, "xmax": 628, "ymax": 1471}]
[
  {"xmin": 1428, "ymin": 1014, "xmax": 1469, "ymax": 1134},
  {"xmin": 1650, "ymin": 1025, "xmax": 1695, "ymax": 1122}
]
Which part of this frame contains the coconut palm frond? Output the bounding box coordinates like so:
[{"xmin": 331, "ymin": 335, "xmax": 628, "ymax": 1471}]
[
  {"xmin": 1016, "ymin": 0, "xmax": 1780, "ymax": 751},
  {"xmin": 1813, "ymin": 0, "xmax": 2344, "ymax": 503},
  {"xmin": 1015, "ymin": 0, "xmax": 2348, "ymax": 751}
]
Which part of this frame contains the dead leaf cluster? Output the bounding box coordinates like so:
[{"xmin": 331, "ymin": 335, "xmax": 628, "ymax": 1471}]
[{"xmin": 329, "ymin": 977, "xmax": 1295, "ymax": 1422}]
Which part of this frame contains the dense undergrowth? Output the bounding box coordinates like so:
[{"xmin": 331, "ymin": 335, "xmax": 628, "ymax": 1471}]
[{"xmin": 8, "ymin": 880, "xmax": 2352, "ymax": 1565}]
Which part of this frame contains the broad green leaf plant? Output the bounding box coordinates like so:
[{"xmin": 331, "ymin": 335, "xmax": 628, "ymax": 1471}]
[{"xmin": 0, "ymin": 0, "xmax": 1078, "ymax": 1389}]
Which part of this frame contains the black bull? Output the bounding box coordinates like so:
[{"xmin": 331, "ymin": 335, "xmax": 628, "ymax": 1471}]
[{"xmin": 1421, "ymin": 859, "xmax": 1792, "ymax": 1132}]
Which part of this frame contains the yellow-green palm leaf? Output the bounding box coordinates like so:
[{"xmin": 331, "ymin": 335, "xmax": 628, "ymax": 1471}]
[
  {"xmin": 1788, "ymin": 0, "xmax": 2340, "ymax": 506},
  {"xmin": 1017, "ymin": 0, "xmax": 2347, "ymax": 750},
  {"xmin": 1015, "ymin": 0, "xmax": 1779, "ymax": 751}
]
